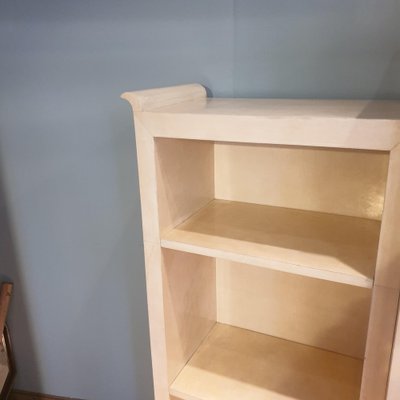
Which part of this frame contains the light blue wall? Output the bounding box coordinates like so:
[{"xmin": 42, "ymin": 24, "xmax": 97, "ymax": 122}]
[
  {"xmin": 0, "ymin": 1, "xmax": 399, "ymax": 399},
  {"xmin": 233, "ymin": 0, "xmax": 400, "ymax": 98}
]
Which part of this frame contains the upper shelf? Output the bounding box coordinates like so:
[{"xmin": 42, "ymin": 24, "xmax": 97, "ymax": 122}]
[
  {"xmin": 161, "ymin": 200, "xmax": 381, "ymax": 288},
  {"xmin": 122, "ymin": 84, "xmax": 400, "ymax": 150}
]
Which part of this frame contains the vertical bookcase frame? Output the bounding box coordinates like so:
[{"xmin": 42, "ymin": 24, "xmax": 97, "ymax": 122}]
[{"xmin": 122, "ymin": 84, "xmax": 400, "ymax": 400}]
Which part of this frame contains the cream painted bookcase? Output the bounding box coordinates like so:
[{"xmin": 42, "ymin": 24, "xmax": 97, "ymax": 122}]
[{"xmin": 122, "ymin": 84, "xmax": 400, "ymax": 400}]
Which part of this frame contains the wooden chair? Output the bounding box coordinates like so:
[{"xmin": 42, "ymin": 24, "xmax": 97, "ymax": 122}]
[{"xmin": 0, "ymin": 282, "xmax": 14, "ymax": 400}]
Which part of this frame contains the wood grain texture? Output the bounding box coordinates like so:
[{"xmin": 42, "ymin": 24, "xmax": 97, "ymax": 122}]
[
  {"xmin": 0, "ymin": 283, "xmax": 12, "ymax": 338},
  {"xmin": 215, "ymin": 143, "xmax": 388, "ymax": 220},
  {"xmin": 360, "ymin": 286, "xmax": 400, "ymax": 400},
  {"xmin": 143, "ymin": 242, "xmax": 170, "ymax": 400},
  {"xmin": 170, "ymin": 323, "xmax": 363, "ymax": 400},
  {"xmin": 387, "ymin": 299, "xmax": 400, "ymax": 399},
  {"xmin": 159, "ymin": 97, "xmax": 400, "ymax": 119},
  {"xmin": 155, "ymin": 138, "xmax": 214, "ymax": 235},
  {"xmin": 133, "ymin": 115, "xmax": 162, "ymax": 244},
  {"xmin": 139, "ymin": 98, "xmax": 400, "ymax": 150},
  {"xmin": 122, "ymin": 85, "xmax": 400, "ymax": 400},
  {"xmin": 127, "ymin": 110, "xmax": 214, "ymax": 399},
  {"xmin": 162, "ymin": 200, "xmax": 380, "ymax": 288},
  {"xmin": 154, "ymin": 138, "xmax": 215, "ymax": 384},
  {"xmin": 163, "ymin": 249, "xmax": 216, "ymax": 384},
  {"xmin": 121, "ymin": 84, "xmax": 206, "ymax": 112},
  {"xmin": 216, "ymin": 259, "xmax": 371, "ymax": 359},
  {"xmin": 133, "ymin": 112, "xmax": 170, "ymax": 399},
  {"xmin": 375, "ymin": 144, "xmax": 400, "ymax": 289}
]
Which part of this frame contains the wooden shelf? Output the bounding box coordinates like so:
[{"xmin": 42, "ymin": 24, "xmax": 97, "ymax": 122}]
[
  {"xmin": 170, "ymin": 323, "xmax": 363, "ymax": 400},
  {"xmin": 161, "ymin": 200, "xmax": 380, "ymax": 288}
]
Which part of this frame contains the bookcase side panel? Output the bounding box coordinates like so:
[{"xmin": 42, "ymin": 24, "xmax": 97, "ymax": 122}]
[
  {"xmin": 360, "ymin": 286, "xmax": 399, "ymax": 400},
  {"xmin": 134, "ymin": 115, "xmax": 169, "ymax": 400},
  {"xmin": 163, "ymin": 250, "xmax": 216, "ymax": 384},
  {"xmin": 155, "ymin": 138, "xmax": 214, "ymax": 235},
  {"xmin": 153, "ymin": 138, "xmax": 215, "ymax": 394},
  {"xmin": 375, "ymin": 144, "xmax": 400, "ymax": 289},
  {"xmin": 387, "ymin": 303, "xmax": 400, "ymax": 399},
  {"xmin": 143, "ymin": 243, "xmax": 170, "ymax": 400},
  {"xmin": 367, "ymin": 144, "xmax": 400, "ymax": 399},
  {"xmin": 134, "ymin": 115, "xmax": 163, "ymax": 244}
]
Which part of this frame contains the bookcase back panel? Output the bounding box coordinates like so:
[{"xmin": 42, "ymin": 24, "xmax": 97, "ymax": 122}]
[
  {"xmin": 215, "ymin": 143, "xmax": 389, "ymax": 220},
  {"xmin": 163, "ymin": 249, "xmax": 216, "ymax": 384},
  {"xmin": 216, "ymin": 259, "xmax": 371, "ymax": 359}
]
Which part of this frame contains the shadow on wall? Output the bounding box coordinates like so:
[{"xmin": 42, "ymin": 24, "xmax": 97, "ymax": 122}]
[
  {"xmin": 376, "ymin": 51, "xmax": 400, "ymax": 99},
  {"xmin": 357, "ymin": 51, "xmax": 400, "ymax": 119},
  {"xmin": 0, "ymin": 140, "xmax": 42, "ymax": 392}
]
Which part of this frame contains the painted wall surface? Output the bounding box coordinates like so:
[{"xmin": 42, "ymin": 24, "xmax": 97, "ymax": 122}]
[{"xmin": 0, "ymin": 1, "xmax": 399, "ymax": 399}]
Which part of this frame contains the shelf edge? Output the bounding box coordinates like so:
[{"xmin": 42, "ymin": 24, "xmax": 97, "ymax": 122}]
[{"xmin": 161, "ymin": 239, "xmax": 373, "ymax": 289}]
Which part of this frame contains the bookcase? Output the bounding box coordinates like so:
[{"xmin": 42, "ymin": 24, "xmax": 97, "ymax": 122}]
[{"xmin": 122, "ymin": 84, "xmax": 400, "ymax": 400}]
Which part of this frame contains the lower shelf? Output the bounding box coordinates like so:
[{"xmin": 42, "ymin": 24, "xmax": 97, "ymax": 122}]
[{"xmin": 170, "ymin": 324, "xmax": 363, "ymax": 400}]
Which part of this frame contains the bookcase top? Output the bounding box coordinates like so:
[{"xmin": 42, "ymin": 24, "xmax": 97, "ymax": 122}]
[{"xmin": 122, "ymin": 84, "xmax": 400, "ymax": 150}]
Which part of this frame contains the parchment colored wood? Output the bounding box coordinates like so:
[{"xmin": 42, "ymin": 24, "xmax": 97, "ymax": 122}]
[
  {"xmin": 128, "ymin": 112, "xmax": 170, "ymax": 400},
  {"xmin": 155, "ymin": 138, "xmax": 214, "ymax": 235},
  {"xmin": 121, "ymin": 84, "xmax": 206, "ymax": 112},
  {"xmin": 170, "ymin": 323, "xmax": 363, "ymax": 400},
  {"xmin": 387, "ymin": 299, "xmax": 400, "ymax": 399},
  {"xmin": 123, "ymin": 87, "xmax": 214, "ymax": 400},
  {"xmin": 360, "ymin": 286, "xmax": 400, "ymax": 400},
  {"xmin": 0, "ymin": 283, "xmax": 12, "ymax": 337},
  {"xmin": 162, "ymin": 249, "xmax": 216, "ymax": 384},
  {"xmin": 122, "ymin": 84, "xmax": 400, "ymax": 400},
  {"xmin": 132, "ymin": 116, "xmax": 161, "ymax": 244},
  {"xmin": 365, "ymin": 143, "xmax": 400, "ymax": 399},
  {"xmin": 162, "ymin": 200, "xmax": 380, "ymax": 288},
  {"xmin": 375, "ymin": 144, "xmax": 400, "ymax": 289},
  {"xmin": 216, "ymin": 260, "xmax": 371, "ymax": 359},
  {"xmin": 215, "ymin": 143, "xmax": 388, "ymax": 220},
  {"xmin": 154, "ymin": 137, "xmax": 215, "ymax": 385},
  {"xmin": 138, "ymin": 98, "xmax": 400, "ymax": 150},
  {"xmin": 141, "ymin": 242, "xmax": 170, "ymax": 400}
]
